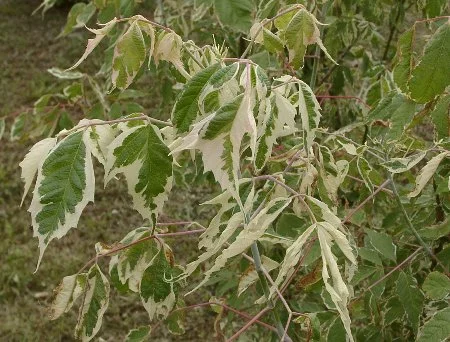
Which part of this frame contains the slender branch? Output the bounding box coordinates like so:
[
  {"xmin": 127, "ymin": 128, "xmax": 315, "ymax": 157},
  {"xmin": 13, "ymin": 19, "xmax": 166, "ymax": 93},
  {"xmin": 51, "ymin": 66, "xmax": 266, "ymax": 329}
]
[
  {"xmin": 315, "ymin": 95, "xmax": 371, "ymax": 109},
  {"xmin": 116, "ymin": 16, "xmax": 173, "ymax": 32},
  {"xmin": 58, "ymin": 115, "xmax": 172, "ymax": 138},
  {"xmin": 351, "ymin": 247, "xmax": 423, "ymax": 304},
  {"xmin": 170, "ymin": 302, "xmax": 277, "ymax": 333},
  {"xmin": 77, "ymin": 228, "xmax": 204, "ymax": 274},
  {"xmin": 347, "ymin": 175, "xmax": 393, "ymax": 195},
  {"xmin": 226, "ymin": 307, "xmax": 271, "ymax": 342},
  {"xmin": 222, "ymin": 57, "xmax": 257, "ymax": 66},
  {"xmin": 389, "ymin": 173, "xmax": 449, "ymax": 274},
  {"xmin": 414, "ymin": 15, "xmax": 450, "ymax": 25},
  {"xmin": 342, "ymin": 179, "xmax": 391, "ymax": 223}
]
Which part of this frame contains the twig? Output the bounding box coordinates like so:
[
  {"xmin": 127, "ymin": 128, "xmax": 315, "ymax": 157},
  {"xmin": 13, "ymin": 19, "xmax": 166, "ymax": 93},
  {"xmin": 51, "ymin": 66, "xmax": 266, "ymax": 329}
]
[
  {"xmin": 116, "ymin": 16, "xmax": 173, "ymax": 32},
  {"xmin": 351, "ymin": 247, "xmax": 423, "ymax": 304},
  {"xmin": 170, "ymin": 302, "xmax": 277, "ymax": 333},
  {"xmin": 347, "ymin": 175, "xmax": 393, "ymax": 195},
  {"xmin": 226, "ymin": 307, "xmax": 271, "ymax": 342},
  {"xmin": 342, "ymin": 179, "xmax": 391, "ymax": 223},
  {"xmin": 389, "ymin": 173, "xmax": 449, "ymax": 275},
  {"xmin": 77, "ymin": 228, "xmax": 204, "ymax": 274},
  {"xmin": 58, "ymin": 115, "xmax": 172, "ymax": 138}
]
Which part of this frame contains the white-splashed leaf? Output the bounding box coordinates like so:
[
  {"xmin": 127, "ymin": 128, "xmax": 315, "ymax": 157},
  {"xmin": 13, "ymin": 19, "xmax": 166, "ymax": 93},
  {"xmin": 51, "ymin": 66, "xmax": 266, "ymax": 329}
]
[
  {"xmin": 124, "ymin": 326, "xmax": 151, "ymax": 342},
  {"xmin": 111, "ymin": 20, "xmax": 147, "ymax": 90},
  {"xmin": 68, "ymin": 18, "xmax": 117, "ymax": 70},
  {"xmin": 422, "ymin": 271, "xmax": 450, "ymax": 300},
  {"xmin": 382, "ymin": 151, "xmax": 427, "ymax": 174},
  {"xmin": 188, "ymin": 197, "xmax": 290, "ymax": 294},
  {"xmin": 86, "ymin": 122, "xmax": 117, "ymax": 167},
  {"xmin": 116, "ymin": 228, "xmax": 160, "ymax": 292},
  {"xmin": 29, "ymin": 130, "xmax": 95, "ymax": 269},
  {"xmin": 75, "ymin": 264, "xmax": 110, "ymax": 342},
  {"xmin": 238, "ymin": 256, "xmax": 279, "ymax": 296},
  {"xmin": 139, "ymin": 248, "xmax": 180, "ymax": 320},
  {"xmin": 185, "ymin": 211, "xmax": 243, "ymax": 278},
  {"xmin": 153, "ymin": 31, "xmax": 187, "ymax": 78},
  {"xmin": 172, "ymin": 63, "xmax": 221, "ymax": 133},
  {"xmin": 254, "ymin": 89, "xmax": 297, "ymax": 171},
  {"xmin": 417, "ymin": 307, "xmax": 450, "ymax": 342},
  {"xmin": 171, "ymin": 71, "xmax": 257, "ymax": 196},
  {"xmin": 19, "ymin": 138, "xmax": 57, "ymax": 205},
  {"xmin": 49, "ymin": 273, "xmax": 87, "ymax": 320},
  {"xmin": 105, "ymin": 124, "xmax": 173, "ymax": 224},
  {"xmin": 317, "ymin": 224, "xmax": 354, "ymax": 342},
  {"xmin": 270, "ymin": 223, "xmax": 316, "ymax": 295},
  {"xmin": 408, "ymin": 151, "xmax": 449, "ymax": 198}
]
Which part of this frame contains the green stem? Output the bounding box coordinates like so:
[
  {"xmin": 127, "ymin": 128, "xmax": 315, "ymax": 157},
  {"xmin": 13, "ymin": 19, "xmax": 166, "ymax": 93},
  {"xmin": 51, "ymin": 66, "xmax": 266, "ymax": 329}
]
[{"xmin": 389, "ymin": 173, "xmax": 448, "ymax": 274}]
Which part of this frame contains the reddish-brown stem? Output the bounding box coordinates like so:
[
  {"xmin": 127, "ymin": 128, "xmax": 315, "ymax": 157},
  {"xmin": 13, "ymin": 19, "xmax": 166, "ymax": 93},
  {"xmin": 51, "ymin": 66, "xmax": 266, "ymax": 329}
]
[
  {"xmin": 77, "ymin": 228, "xmax": 204, "ymax": 274},
  {"xmin": 350, "ymin": 247, "xmax": 423, "ymax": 305},
  {"xmin": 171, "ymin": 302, "xmax": 277, "ymax": 333},
  {"xmin": 226, "ymin": 307, "xmax": 271, "ymax": 341},
  {"xmin": 342, "ymin": 179, "xmax": 391, "ymax": 223}
]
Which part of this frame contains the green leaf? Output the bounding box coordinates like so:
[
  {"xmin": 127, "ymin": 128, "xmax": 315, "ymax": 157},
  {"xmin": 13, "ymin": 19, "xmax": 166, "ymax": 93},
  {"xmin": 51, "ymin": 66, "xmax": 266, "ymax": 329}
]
[
  {"xmin": 75, "ymin": 264, "xmax": 110, "ymax": 342},
  {"xmin": 430, "ymin": 94, "xmax": 450, "ymax": 140},
  {"xmin": 369, "ymin": 92, "xmax": 418, "ymax": 140},
  {"xmin": 60, "ymin": 2, "xmax": 96, "ymax": 37},
  {"xmin": 409, "ymin": 22, "xmax": 450, "ymax": 103},
  {"xmin": 393, "ymin": 28, "xmax": 413, "ymax": 93},
  {"xmin": 165, "ymin": 308, "xmax": 185, "ymax": 335},
  {"xmin": 381, "ymin": 151, "xmax": 427, "ymax": 174},
  {"xmin": 106, "ymin": 124, "xmax": 173, "ymax": 224},
  {"xmin": 203, "ymin": 94, "xmax": 244, "ymax": 139},
  {"xmin": 0, "ymin": 117, "xmax": 5, "ymax": 140},
  {"xmin": 366, "ymin": 229, "xmax": 396, "ymax": 262},
  {"xmin": 422, "ymin": 271, "xmax": 450, "ymax": 300},
  {"xmin": 172, "ymin": 63, "xmax": 221, "ymax": 132},
  {"xmin": 417, "ymin": 307, "xmax": 450, "ymax": 342},
  {"xmin": 285, "ymin": 9, "xmax": 317, "ymax": 69},
  {"xmin": 263, "ymin": 28, "xmax": 284, "ymax": 53},
  {"xmin": 116, "ymin": 229, "xmax": 160, "ymax": 292},
  {"xmin": 140, "ymin": 248, "xmax": 178, "ymax": 320},
  {"xmin": 124, "ymin": 326, "xmax": 151, "ymax": 342},
  {"xmin": 29, "ymin": 131, "xmax": 95, "ymax": 268},
  {"xmin": 397, "ymin": 272, "xmax": 424, "ymax": 334},
  {"xmin": 112, "ymin": 20, "xmax": 147, "ymax": 90},
  {"xmin": 10, "ymin": 112, "xmax": 26, "ymax": 141},
  {"xmin": 214, "ymin": 0, "xmax": 254, "ymax": 33},
  {"xmin": 418, "ymin": 218, "xmax": 450, "ymax": 240}
]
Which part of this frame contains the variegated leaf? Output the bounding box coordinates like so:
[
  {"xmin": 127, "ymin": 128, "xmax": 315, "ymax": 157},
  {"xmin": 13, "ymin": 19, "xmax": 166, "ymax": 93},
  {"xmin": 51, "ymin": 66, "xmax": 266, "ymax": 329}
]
[
  {"xmin": 29, "ymin": 130, "xmax": 95, "ymax": 268},
  {"xmin": 75, "ymin": 264, "xmax": 110, "ymax": 342},
  {"xmin": 105, "ymin": 124, "xmax": 173, "ymax": 224}
]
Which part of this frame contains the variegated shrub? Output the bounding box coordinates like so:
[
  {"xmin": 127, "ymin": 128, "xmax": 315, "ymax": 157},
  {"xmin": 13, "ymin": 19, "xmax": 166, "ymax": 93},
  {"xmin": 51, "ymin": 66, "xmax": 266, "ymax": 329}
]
[{"xmin": 16, "ymin": 0, "xmax": 450, "ymax": 341}]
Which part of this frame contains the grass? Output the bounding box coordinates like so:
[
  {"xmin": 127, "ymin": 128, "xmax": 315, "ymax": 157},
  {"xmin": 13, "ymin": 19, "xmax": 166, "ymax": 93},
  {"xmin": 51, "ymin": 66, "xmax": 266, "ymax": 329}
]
[{"xmin": 0, "ymin": 1, "xmax": 218, "ymax": 340}]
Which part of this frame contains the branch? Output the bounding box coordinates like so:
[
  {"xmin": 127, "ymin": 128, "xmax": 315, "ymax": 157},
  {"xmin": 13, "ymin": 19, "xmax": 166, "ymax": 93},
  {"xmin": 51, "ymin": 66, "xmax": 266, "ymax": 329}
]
[
  {"xmin": 58, "ymin": 115, "xmax": 172, "ymax": 138},
  {"xmin": 226, "ymin": 307, "xmax": 271, "ymax": 342},
  {"xmin": 170, "ymin": 302, "xmax": 277, "ymax": 333},
  {"xmin": 389, "ymin": 174, "xmax": 449, "ymax": 275},
  {"xmin": 77, "ymin": 227, "xmax": 204, "ymax": 274},
  {"xmin": 342, "ymin": 179, "xmax": 391, "ymax": 223}
]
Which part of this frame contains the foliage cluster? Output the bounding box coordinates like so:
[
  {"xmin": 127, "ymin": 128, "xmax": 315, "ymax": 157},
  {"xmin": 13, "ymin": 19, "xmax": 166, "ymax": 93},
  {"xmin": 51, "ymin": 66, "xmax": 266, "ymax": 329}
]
[{"xmin": 4, "ymin": 0, "xmax": 450, "ymax": 341}]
